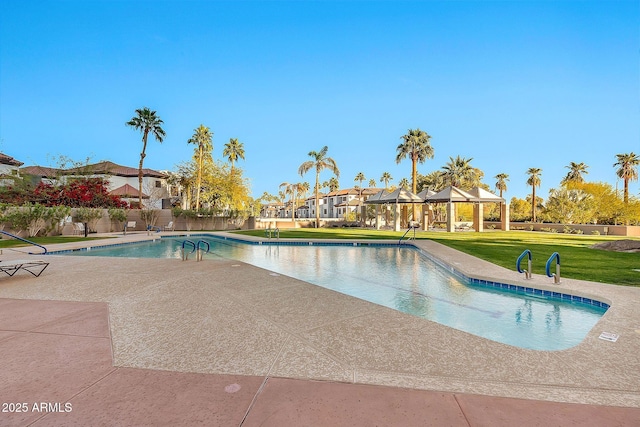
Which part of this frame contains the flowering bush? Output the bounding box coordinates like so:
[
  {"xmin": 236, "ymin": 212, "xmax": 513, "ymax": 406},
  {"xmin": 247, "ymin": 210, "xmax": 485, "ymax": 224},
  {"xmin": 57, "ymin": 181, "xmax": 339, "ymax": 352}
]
[{"xmin": 32, "ymin": 178, "xmax": 128, "ymax": 208}]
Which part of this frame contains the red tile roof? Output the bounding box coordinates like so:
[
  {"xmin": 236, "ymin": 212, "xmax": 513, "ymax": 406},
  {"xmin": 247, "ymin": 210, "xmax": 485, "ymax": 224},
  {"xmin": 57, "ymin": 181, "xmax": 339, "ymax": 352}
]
[{"xmin": 0, "ymin": 153, "xmax": 24, "ymax": 167}]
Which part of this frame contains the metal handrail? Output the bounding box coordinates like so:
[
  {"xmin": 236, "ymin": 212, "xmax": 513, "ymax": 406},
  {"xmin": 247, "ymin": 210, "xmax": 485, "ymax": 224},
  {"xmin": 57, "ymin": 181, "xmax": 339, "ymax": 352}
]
[
  {"xmin": 398, "ymin": 223, "xmax": 419, "ymax": 245},
  {"xmin": 181, "ymin": 240, "xmax": 196, "ymax": 261},
  {"xmin": 516, "ymin": 249, "xmax": 532, "ymax": 279},
  {"xmin": 546, "ymin": 252, "xmax": 561, "ymax": 284},
  {"xmin": 0, "ymin": 230, "xmax": 48, "ymax": 255},
  {"xmin": 196, "ymin": 240, "xmax": 210, "ymax": 253}
]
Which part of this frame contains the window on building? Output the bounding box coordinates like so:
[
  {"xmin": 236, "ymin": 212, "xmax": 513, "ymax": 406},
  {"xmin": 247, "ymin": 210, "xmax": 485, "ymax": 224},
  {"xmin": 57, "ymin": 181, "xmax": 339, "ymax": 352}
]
[
  {"xmin": 155, "ymin": 180, "xmax": 162, "ymax": 188},
  {"xmin": 323, "ymin": 209, "xmax": 327, "ymax": 215}
]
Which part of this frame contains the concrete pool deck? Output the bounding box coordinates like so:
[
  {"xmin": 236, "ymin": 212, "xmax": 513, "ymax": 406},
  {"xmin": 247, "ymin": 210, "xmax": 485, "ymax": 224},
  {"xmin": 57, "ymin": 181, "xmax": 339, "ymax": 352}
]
[{"xmin": 0, "ymin": 231, "xmax": 639, "ymax": 426}]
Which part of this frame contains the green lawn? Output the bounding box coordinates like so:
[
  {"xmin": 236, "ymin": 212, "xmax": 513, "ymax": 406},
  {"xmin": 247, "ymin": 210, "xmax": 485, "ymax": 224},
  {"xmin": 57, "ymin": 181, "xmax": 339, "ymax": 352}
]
[
  {"xmin": 235, "ymin": 229, "xmax": 640, "ymax": 286},
  {"xmin": 0, "ymin": 235, "xmax": 112, "ymax": 250}
]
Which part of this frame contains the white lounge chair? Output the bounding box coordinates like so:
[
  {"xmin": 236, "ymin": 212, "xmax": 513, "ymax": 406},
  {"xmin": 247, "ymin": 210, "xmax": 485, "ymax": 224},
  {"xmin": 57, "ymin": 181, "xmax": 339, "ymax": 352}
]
[
  {"xmin": 163, "ymin": 221, "xmax": 174, "ymax": 231},
  {"xmin": 72, "ymin": 222, "xmax": 85, "ymax": 235},
  {"xmin": 124, "ymin": 221, "xmax": 136, "ymax": 234}
]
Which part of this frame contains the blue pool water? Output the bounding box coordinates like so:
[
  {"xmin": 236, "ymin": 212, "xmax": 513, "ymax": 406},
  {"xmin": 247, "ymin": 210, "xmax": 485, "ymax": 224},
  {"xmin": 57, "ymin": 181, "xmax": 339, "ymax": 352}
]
[{"xmin": 67, "ymin": 236, "xmax": 607, "ymax": 351}]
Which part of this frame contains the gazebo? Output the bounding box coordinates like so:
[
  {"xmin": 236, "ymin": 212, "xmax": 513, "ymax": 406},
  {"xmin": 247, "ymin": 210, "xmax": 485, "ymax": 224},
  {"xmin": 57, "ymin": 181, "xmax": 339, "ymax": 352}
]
[
  {"xmin": 365, "ymin": 188, "xmax": 423, "ymax": 231},
  {"xmin": 423, "ymin": 186, "xmax": 506, "ymax": 232}
]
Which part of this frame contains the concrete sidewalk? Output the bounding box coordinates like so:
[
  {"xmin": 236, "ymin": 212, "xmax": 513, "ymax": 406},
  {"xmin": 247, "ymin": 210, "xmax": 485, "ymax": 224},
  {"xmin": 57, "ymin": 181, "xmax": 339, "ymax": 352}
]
[{"xmin": 1, "ymin": 298, "xmax": 638, "ymax": 427}]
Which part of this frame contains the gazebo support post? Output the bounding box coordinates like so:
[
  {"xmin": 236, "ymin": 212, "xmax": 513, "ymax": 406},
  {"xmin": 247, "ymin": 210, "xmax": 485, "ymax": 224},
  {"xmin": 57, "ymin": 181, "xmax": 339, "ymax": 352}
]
[
  {"xmin": 501, "ymin": 202, "xmax": 510, "ymax": 231},
  {"xmin": 446, "ymin": 202, "xmax": 455, "ymax": 232},
  {"xmin": 394, "ymin": 203, "xmax": 401, "ymax": 232},
  {"xmin": 474, "ymin": 203, "xmax": 484, "ymax": 232},
  {"xmin": 375, "ymin": 205, "xmax": 381, "ymax": 230}
]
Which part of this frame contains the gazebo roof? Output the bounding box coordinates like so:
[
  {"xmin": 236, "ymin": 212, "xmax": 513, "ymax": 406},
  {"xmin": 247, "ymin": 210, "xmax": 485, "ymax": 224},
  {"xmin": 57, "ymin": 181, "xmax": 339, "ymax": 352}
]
[
  {"xmin": 109, "ymin": 184, "xmax": 149, "ymax": 198},
  {"xmin": 378, "ymin": 188, "xmax": 423, "ymax": 204},
  {"xmin": 424, "ymin": 186, "xmax": 478, "ymax": 203},
  {"xmin": 467, "ymin": 187, "xmax": 505, "ymax": 203}
]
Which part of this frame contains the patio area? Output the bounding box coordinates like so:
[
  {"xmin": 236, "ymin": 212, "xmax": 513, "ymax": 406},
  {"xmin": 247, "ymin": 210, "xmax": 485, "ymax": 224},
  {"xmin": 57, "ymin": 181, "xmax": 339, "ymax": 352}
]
[{"xmin": 1, "ymin": 232, "xmax": 639, "ymax": 425}]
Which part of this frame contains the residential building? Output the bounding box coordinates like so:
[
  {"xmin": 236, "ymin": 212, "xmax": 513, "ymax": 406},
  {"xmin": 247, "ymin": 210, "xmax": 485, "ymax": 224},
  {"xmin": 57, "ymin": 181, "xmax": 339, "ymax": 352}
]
[{"xmin": 0, "ymin": 152, "xmax": 24, "ymax": 186}]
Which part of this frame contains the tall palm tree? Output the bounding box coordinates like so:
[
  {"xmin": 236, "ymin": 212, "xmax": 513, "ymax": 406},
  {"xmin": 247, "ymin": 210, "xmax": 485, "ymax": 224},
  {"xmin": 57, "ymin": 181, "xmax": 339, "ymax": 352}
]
[
  {"xmin": 494, "ymin": 173, "xmax": 509, "ymax": 198},
  {"xmin": 368, "ymin": 178, "xmax": 377, "ymax": 188},
  {"xmin": 398, "ymin": 178, "xmax": 410, "ymax": 190},
  {"xmin": 380, "ymin": 172, "xmax": 393, "ymax": 190},
  {"xmin": 396, "ymin": 128, "xmax": 434, "ymax": 193},
  {"xmin": 126, "ymin": 107, "xmax": 166, "ymax": 208},
  {"xmin": 561, "ymin": 162, "xmax": 588, "ymax": 186},
  {"xmin": 298, "ymin": 146, "xmax": 340, "ymax": 228},
  {"xmin": 223, "ymin": 138, "xmax": 245, "ymax": 171},
  {"xmin": 526, "ymin": 168, "xmax": 542, "ymax": 222},
  {"xmin": 187, "ymin": 124, "xmax": 214, "ymax": 210},
  {"xmin": 613, "ymin": 152, "xmax": 639, "ymax": 203},
  {"xmin": 354, "ymin": 172, "xmax": 366, "ymax": 224},
  {"xmin": 279, "ymin": 182, "xmax": 298, "ymax": 222}
]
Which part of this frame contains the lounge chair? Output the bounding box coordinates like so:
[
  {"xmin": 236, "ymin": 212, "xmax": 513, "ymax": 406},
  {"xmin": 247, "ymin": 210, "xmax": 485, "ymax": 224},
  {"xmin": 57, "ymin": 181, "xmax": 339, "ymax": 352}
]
[
  {"xmin": 124, "ymin": 221, "xmax": 136, "ymax": 234},
  {"xmin": 72, "ymin": 222, "xmax": 85, "ymax": 235},
  {"xmin": 163, "ymin": 221, "xmax": 174, "ymax": 231},
  {"xmin": 0, "ymin": 260, "xmax": 49, "ymax": 277}
]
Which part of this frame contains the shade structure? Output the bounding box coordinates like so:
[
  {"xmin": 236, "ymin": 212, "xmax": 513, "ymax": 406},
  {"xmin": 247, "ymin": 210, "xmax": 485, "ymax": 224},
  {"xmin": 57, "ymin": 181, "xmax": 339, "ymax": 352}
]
[
  {"xmin": 377, "ymin": 187, "xmax": 423, "ymax": 204},
  {"xmin": 363, "ymin": 190, "xmax": 390, "ymax": 204},
  {"xmin": 417, "ymin": 188, "xmax": 436, "ymax": 200},
  {"xmin": 109, "ymin": 184, "xmax": 149, "ymax": 199},
  {"xmin": 423, "ymin": 186, "xmax": 478, "ymax": 203},
  {"xmin": 467, "ymin": 186, "xmax": 505, "ymax": 203}
]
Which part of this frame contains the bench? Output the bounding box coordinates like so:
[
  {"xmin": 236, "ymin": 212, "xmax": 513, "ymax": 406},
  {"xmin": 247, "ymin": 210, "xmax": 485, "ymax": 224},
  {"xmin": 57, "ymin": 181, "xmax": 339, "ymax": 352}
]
[{"xmin": 0, "ymin": 260, "xmax": 50, "ymax": 277}]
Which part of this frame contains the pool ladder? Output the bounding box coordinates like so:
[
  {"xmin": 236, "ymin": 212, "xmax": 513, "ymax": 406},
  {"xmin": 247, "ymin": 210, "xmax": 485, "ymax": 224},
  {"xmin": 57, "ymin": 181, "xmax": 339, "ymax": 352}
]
[
  {"xmin": 265, "ymin": 227, "xmax": 280, "ymax": 240},
  {"xmin": 398, "ymin": 223, "xmax": 420, "ymax": 245},
  {"xmin": 181, "ymin": 240, "xmax": 210, "ymax": 261},
  {"xmin": 516, "ymin": 249, "xmax": 561, "ymax": 284}
]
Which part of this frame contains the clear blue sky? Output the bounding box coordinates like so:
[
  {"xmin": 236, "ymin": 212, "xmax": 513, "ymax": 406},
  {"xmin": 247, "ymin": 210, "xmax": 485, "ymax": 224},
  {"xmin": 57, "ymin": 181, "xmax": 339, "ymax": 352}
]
[{"xmin": 1, "ymin": 0, "xmax": 638, "ymax": 201}]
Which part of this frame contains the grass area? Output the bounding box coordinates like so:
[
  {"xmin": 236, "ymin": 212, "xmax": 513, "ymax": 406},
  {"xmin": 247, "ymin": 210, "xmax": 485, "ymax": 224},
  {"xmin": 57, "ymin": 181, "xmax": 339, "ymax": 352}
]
[
  {"xmin": 0, "ymin": 235, "xmax": 112, "ymax": 250},
  {"xmin": 235, "ymin": 228, "xmax": 640, "ymax": 286}
]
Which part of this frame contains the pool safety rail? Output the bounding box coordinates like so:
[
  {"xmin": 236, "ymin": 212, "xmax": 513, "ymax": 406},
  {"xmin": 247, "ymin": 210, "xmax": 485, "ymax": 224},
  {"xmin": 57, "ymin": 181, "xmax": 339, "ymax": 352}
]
[
  {"xmin": 0, "ymin": 230, "xmax": 48, "ymax": 255},
  {"xmin": 399, "ymin": 222, "xmax": 420, "ymax": 245},
  {"xmin": 181, "ymin": 239, "xmax": 211, "ymax": 261},
  {"xmin": 546, "ymin": 252, "xmax": 561, "ymax": 284},
  {"xmin": 265, "ymin": 227, "xmax": 280, "ymax": 240},
  {"xmin": 516, "ymin": 249, "xmax": 532, "ymax": 279}
]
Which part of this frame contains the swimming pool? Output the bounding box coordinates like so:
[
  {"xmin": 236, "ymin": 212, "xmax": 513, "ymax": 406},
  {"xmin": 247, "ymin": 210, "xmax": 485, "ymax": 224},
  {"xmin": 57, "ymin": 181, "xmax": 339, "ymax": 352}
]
[{"xmin": 67, "ymin": 236, "xmax": 607, "ymax": 351}]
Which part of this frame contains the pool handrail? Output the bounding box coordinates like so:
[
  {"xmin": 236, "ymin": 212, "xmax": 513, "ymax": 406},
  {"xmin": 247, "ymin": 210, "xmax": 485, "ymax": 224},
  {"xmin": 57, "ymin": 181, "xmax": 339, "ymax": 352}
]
[
  {"xmin": 516, "ymin": 249, "xmax": 532, "ymax": 279},
  {"xmin": 399, "ymin": 223, "xmax": 419, "ymax": 245},
  {"xmin": 0, "ymin": 230, "xmax": 48, "ymax": 255},
  {"xmin": 196, "ymin": 240, "xmax": 210, "ymax": 261},
  {"xmin": 181, "ymin": 240, "xmax": 196, "ymax": 261},
  {"xmin": 546, "ymin": 252, "xmax": 561, "ymax": 284}
]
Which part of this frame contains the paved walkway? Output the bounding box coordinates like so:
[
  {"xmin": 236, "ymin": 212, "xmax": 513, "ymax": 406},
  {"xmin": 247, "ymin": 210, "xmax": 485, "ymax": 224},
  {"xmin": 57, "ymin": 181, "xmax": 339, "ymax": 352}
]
[{"xmin": 1, "ymin": 232, "xmax": 639, "ymax": 426}]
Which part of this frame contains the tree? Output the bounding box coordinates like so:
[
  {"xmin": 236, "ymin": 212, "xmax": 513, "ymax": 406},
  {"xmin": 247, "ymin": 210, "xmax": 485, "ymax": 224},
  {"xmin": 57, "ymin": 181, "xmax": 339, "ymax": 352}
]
[
  {"xmin": 526, "ymin": 168, "xmax": 542, "ymax": 222},
  {"xmin": 354, "ymin": 172, "xmax": 366, "ymax": 224},
  {"xmin": 279, "ymin": 182, "xmax": 301, "ymax": 222},
  {"xmin": 126, "ymin": 107, "xmax": 165, "ymax": 208},
  {"xmin": 368, "ymin": 179, "xmax": 376, "ymax": 187},
  {"xmin": 561, "ymin": 162, "xmax": 589, "ymax": 186},
  {"xmin": 614, "ymin": 152, "xmax": 639, "ymax": 203},
  {"xmin": 441, "ymin": 156, "xmax": 478, "ymax": 189},
  {"xmin": 494, "ymin": 173, "xmax": 509, "ymax": 198},
  {"xmin": 328, "ymin": 177, "xmax": 339, "ymax": 192},
  {"xmin": 187, "ymin": 124, "xmax": 214, "ymax": 210},
  {"xmin": 396, "ymin": 128, "xmax": 434, "ymax": 194},
  {"xmin": 298, "ymin": 146, "xmax": 340, "ymax": 228},
  {"xmin": 223, "ymin": 138, "xmax": 245, "ymax": 171},
  {"xmin": 398, "ymin": 178, "xmax": 410, "ymax": 190},
  {"xmin": 380, "ymin": 172, "xmax": 393, "ymax": 190}
]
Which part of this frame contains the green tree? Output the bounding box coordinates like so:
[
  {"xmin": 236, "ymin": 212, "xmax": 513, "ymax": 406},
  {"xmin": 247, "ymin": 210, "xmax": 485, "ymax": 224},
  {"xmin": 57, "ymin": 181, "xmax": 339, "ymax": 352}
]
[
  {"xmin": 368, "ymin": 178, "xmax": 376, "ymax": 187},
  {"xmin": 187, "ymin": 124, "xmax": 214, "ymax": 210},
  {"xmin": 279, "ymin": 182, "xmax": 301, "ymax": 222},
  {"xmin": 126, "ymin": 107, "xmax": 166, "ymax": 208},
  {"xmin": 298, "ymin": 146, "xmax": 340, "ymax": 228},
  {"xmin": 223, "ymin": 138, "xmax": 245, "ymax": 171},
  {"xmin": 614, "ymin": 152, "xmax": 639, "ymax": 203},
  {"xmin": 494, "ymin": 173, "xmax": 509, "ymax": 198},
  {"xmin": 561, "ymin": 162, "xmax": 588, "ymax": 186},
  {"xmin": 545, "ymin": 188, "xmax": 594, "ymax": 224},
  {"xmin": 398, "ymin": 178, "xmax": 410, "ymax": 190},
  {"xmin": 328, "ymin": 177, "xmax": 339, "ymax": 192},
  {"xmin": 442, "ymin": 156, "xmax": 478, "ymax": 189},
  {"xmin": 526, "ymin": 168, "xmax": 542, "ymax": 222},
  {"xmin": 396, "ymin": 128, "xmax": 434, "ymax": 193},
  {"xmin": 380, "ymin": 172, "xmax": 393, "ymax": 190}
]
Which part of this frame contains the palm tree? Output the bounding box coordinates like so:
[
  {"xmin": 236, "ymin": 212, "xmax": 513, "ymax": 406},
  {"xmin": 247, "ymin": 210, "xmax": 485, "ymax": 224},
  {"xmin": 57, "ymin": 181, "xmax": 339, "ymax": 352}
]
[
  {"xmin": 223, "ymin": 138, "xmax": 245, "ymax": 171},
  {"xmin": 279, "ymin": 182, "xmax": 298, "ymax": 222},
  {"xmin": 613, "ymin": 152, "xmax": 639, "ymax": 203},
  {"xmin": 526, "ymin": 168, "xmax": 542, "ymax": 222},
  {"xmin": 126, "ymin": 107, "xmax": 166, "ymax": 208},
  {"xmin": 398, "ymin": 178, "xmax": 410, "ymax": 190},
  {"xmin": 327, "ymin": 177, "xmax": 340, "ymax": 192},
  {"xmin": 561, "ymin": 162, "xmax": 588, "ymax": 186},
  {"xmin": 442, "ymin": 156, "xmax": 476, "ymax": 188},
  {"xmin": 494, "ymin": 173, "xmax": 509, "ymax": 198},
  {"xmin": 298, "ymin": 146, "xmax": 340, "ymax": 228},
  {"xmin": 396, "ymin": 128, "xmax": 434, "ymax": 193},
  {"xmin": 187, "ymin": 124, "xmax": 214, "ymax": 210},
  {"xmin": 354, "ymin": 172, "xmax": 366, "ymax": 224},
  {"xmin": 368, "ymin": 178, "xmax": 377, "ymax": 188},
  {"xmin": 380, "ymin": 172, "xmax": 393, "ymax": 190}
]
